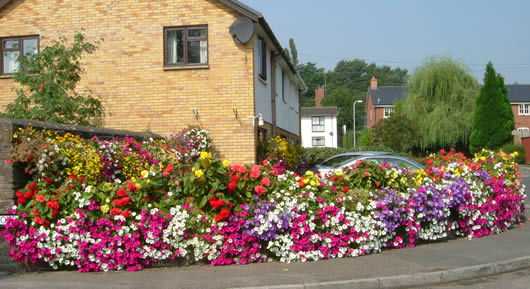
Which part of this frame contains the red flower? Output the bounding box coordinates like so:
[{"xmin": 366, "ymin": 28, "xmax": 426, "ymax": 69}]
[
  {"xmin": 47, "ymin": 199, "xmax": 59, "ymax": 210},
  {"xmin": 116, "ymin": 189, "xmax": 128, "ymax": 197},
  {"xmin": 45, "ymin": 177, "xmax": 53, "ymax": 185},
  {"xmin": 163, "ymin": 171, "xmax": 170, "ymax": 177},
  {"xmin": 121, "ymin": 210, "xmax": 132, "ymax": 219},
  {"xmin": 28, "ymin": 183, "xmax": 37, "ymax": 191},
  {"xmin": 228, "ymin": 181, "xmax": 237, "ymax": 192},
  {"xmin": 262, "ymin": 177, "xmax": 270, "ymax": 187},
  {"xmin": 110, "ymin": 208, "xmax": 121, "ymax": 215},
  {"xmin": 166, "ymin": 164, "xmax": 174, "ymax": 172},
  {"xmin": 113, "ymin": 197, "xmax": 131, "ymax": 207},
  {"xmin": 250, "ymin": 165, "xmax": 261, "ymax": 178},
  {"xmin": 298, "ymin": 180, "xmax": 305, "ymax": 187},
  {"xmin": 27, "ymin": 153, "xmax": 33, "ymax": 159},
  {"xmin": 77, "ymin": 176, "xmax": 85, "ymax": 182},
  {"xmin": 17, "ymin": 198, "xmax": 26, "ymax": 204},
  {"xmin": 343, "ymin": 186, "xmax": 349, "ymax": 193},
  {"xmin": 24, "ymin": 191, "xmax": 31, "ymax": 199},
  {"xmin": 35, "ymin": 215, "xmax": 46, "ymax": 225},
  {"xmin": 255, "ymin": 185, "xmax": 266, "ymax": 195},
  {"xmin": 16, "ymin": 191, "xmax": 23, "ymax": 198},
  {"xmin": 127, "ymin": 182, "xmax": 136, "ymax": 192},
  {"xmin": 38, "ymin": 84, "xmax": 44, "ymax": 90},
  {"xmin": 209, "ymin": 196, "xmax": 226, "ymax": 209},
  {"xmin": 214, "ymin": 208, "xmax": 231, "ymax": 222},
  {"xmin": 440, "ymin": 149, "xmax": 447, "ymax": 154},
  {"xmin": 262, "ymin": 160, "xmax": 268, "ymax": 166},
  {"xmin": 37, "ymin": 195, "xmax": 46, "ymax": 203}
]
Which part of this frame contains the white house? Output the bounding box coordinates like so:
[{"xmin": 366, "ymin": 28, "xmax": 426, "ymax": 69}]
[{"xmin": 301, "ymin": 106, "xmax": 338, "ymax": 148}]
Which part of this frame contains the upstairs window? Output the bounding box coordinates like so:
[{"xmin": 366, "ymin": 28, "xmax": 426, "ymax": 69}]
[
  {"xmin": 312, "ymin": 116, "xmax": 325, "ymax": 132},
  {"xmin": 384, "ymin": 107, "xmax": 395, "ymax": 118},
  {"xmin": 1, "ymin": 35, "xmax": 39, "ymax": 74},
  {"xmin": 164, "ymin": 25, "xmax": 208, "ymax": 66},
  {"xmin": 258, "ymin": 37, "xmax": 266, "ymax": 80},
  {"xmin": 519, "ymin": 104, "xmax": 530, "ymax": 116}
]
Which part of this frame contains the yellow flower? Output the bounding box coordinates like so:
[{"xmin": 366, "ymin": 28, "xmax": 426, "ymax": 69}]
[
  {"xmin": 310, "ymin": 181, "xmax": 316, "ymax": 186},
  {"xmin": 136, "ymin": 183, "xmax": 142, "ymax": 190},
  {"xmin": 195, "ymin": 169, "xmax": 204, "ymax": 178},
  {"xmin": 514, "ymin": 151, "xmax": 519, "ymax": 157},
  {"xmin": 12, "ymin": 134, "xmax": 17, "ymax": 139},
  {"xmin": 200, "ymin": 152, "xmax": 208, "ymax": 159},
  {"xmin": 305, "ymin": 171, "xmax": 314, "ymax": 177},
  {"xmin": 101, "ymin": 205, "xmax": 109, "ymax": 213},
  {"xmin": 208, "ymin": 152, "xmax": 212, "ymax": 159},
  {"xmin": 141, "ymin": 170, "xmax": 149, "ymax": 178},
  {"xmin": 131, "ymin": 177, "xmax": 137, "ymax": 182},
  {"xmin": 223, "ymin": 160, "xmax": 230, "ymax": 168}
]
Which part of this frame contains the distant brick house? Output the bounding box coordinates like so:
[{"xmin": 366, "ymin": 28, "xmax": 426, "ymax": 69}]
[
  {"xmin": 365, "ymin": 77, "xmax": 407, "ymax": 128},
  {"xmin": 366, "ymin": 77, "xmax": 530, "ymax": 132},
  {"xmin": 300, "ymin": 88, "xmax": 338, "ymax": 148},
  {"xmin": 0, "ymin": 0, "xmax": 306, "ymax": 164},
  {"xmin": 508, "ymin": 85, "xmax": 530, "ymax": 131}
]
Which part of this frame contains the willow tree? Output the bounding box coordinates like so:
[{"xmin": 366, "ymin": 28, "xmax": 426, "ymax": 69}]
[
  {"xmin": 401, "ymin": 57, "xmax": 479, "ymax": 150},
  {"xmin": 469, "ymin": 62, "xmax": 514, "ymax": 153}
]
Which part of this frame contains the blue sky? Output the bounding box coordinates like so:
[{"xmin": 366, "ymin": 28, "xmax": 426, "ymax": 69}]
[{"xmin": 241, "ymin": 0, "xmax": 530, "ymax": 84}]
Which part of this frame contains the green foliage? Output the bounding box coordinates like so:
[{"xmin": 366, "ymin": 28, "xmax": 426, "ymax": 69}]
[
  {"xmin": 501, "ymin": 143, "xmax": 525, "ymax": 164},
  {"xmin": 2, "ymin": 33, "xmax": 103, "ymax": 126},
  {"xmin": 469, "ymin": 62, "xmax": 515, "ymax": 153},
  {"xmin": 257, "ymin": 136, "xmax": 303, "ymax": 171},
  {"xmin": 288, "ymin": 38, "xmax": 298, "ymax": 67},
  {"xmin": 372, "ymin": 113, "xmax": 420, "ymax": 153},
  {"xmin": 357, "ymin": 128, "xmax": 373, "ymax": 146},
  {"xmin": 401, "ymin": 56, "xmax": 479, "ymax": 150},
  {"xmin": 298, "ymin": 62, "xmax": 326, "ymax": 107}
]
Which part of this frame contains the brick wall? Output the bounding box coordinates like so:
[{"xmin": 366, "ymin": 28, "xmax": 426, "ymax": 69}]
[
  {"xmin": 512, "ymin": 104, "xmax": 530, "ymax": 130},
  {"xmin": 0, "ymin": 0, "xmax": 256, "ymax": 164}
]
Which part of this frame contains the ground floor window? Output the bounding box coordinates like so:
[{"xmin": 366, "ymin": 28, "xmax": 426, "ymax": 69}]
[{"xmin": 312, "ymin": 136, "xmax": 325, "ymax": 147}]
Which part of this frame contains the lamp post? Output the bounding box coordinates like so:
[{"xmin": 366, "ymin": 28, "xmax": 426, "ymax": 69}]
[{"xmin": 353, "ymin": 100, "xmax": 363, "ymax": 147}]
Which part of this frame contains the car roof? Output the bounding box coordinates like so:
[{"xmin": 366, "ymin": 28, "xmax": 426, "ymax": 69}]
[{"xmin": 322, "ymin": 151, "xmax": 393, "ymax": 161}]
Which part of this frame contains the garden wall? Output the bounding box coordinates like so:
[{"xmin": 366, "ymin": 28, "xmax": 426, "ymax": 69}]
[{"xmin": 0, "ymin": 118, "xmax": 160, "ymax": 271}]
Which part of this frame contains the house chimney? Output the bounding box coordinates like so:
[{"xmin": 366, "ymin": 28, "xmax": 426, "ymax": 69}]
[
  {"xmin": 315, "ymin": 88, "xmax": 326, "ymax": 108},
  {"xmin": 371, "ymin": 76, "xmax": 378, "ymax": 89}
]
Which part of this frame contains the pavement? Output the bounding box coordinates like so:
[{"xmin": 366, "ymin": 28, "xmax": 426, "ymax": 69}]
[{"xmin": 0, "ymin": 170, "xmax": 528, "ymax": 289}]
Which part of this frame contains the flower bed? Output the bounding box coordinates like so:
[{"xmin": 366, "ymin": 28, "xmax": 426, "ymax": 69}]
[{"xmin": 1, "ymin": 127, "xmax": 526, "ymax": 272}]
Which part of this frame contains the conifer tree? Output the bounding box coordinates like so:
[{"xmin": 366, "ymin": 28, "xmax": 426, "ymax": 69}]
[{"xmin": 469, "ymin": 62, "xmax": 515, "ymax": 153}]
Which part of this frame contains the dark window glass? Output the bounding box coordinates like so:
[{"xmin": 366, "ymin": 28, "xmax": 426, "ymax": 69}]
[
  {"xmin": 1, "ymin": 35, "xmax": 38, "ymax": 74},
  {"xmin": 258, "ymin": 37, "xmax": 266, "ymax": 80},
  {"xmin": 164, "ymin": 26, "xmax": 207, "ymax": 66}
]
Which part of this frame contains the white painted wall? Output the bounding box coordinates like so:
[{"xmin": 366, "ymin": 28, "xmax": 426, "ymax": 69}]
[
  {"xmin": 301, "ymin": 115, "xmax": 337, "ymax": 148},
  {"xmin": 275, "ymin": 63, "xmax": 300, "ymax": 136}
]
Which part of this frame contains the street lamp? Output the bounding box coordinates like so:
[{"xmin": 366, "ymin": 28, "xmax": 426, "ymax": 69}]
[{"xmin": 353, "ymin": 100, "xmax": 363, "ymax": 147}]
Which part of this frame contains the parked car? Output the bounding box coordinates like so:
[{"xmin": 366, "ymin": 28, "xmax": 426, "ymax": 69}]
[{"xmin": 311, "ymin": 151, "xmax": 424, "ymax": 177}]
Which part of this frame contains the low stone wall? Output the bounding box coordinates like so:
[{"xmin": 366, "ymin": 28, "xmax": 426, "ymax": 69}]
[{"xmin": 0, "ymin": 118, "xmax": 161, "ymax": 271}]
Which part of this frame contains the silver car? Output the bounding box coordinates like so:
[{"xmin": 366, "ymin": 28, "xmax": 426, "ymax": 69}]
[{"xmin": 312, "ymin": 151, "xmax": 424, "ymax": 177}]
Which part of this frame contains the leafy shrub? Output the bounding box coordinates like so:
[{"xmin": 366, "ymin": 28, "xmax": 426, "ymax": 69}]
[
  {"xmin": 501, "ymin": 143, "xmax": 525, "ymax": 164},
  {"xmin": 257, "ymin": 136, "xmax": 303, "ymax": 171},
  {"xmin": 357, "ymin": 128, "xmax": 373, "ymax": 146},
  {"xmin": 372, "ymin": 113, "xmax": 420, "ymax": 153}
]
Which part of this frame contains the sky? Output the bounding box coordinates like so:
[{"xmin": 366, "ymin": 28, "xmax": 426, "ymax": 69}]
[{"xmin": 241, "ymin": 0, "xmax": 530, "ymax": 84}]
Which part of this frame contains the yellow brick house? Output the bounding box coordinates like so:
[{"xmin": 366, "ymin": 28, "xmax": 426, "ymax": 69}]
[{"xmin": 0, "ymin": 0, "xmax": 306, "ymax": 164}]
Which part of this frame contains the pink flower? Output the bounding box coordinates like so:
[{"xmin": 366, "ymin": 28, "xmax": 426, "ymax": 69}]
[
  {"xmin": 254, "ymin": 185, "xmax": 265, "ymax": 195},
  {"xmin": 261, "ymin": 177, "xmax": 270, "ymax": 187},
  {"xmin": 250, "ymin": 165, "xmax": 261, "ymax": 178}
]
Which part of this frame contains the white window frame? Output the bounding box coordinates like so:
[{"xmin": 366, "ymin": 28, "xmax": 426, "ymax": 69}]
[
  {"xmin": 517, "ymin": 127, "xmax": 529, "ymax": 132},
  {"xmin": 312, "ymin": 116, "xmax": 325, "ymax": 132},
  {"xmin": 518, "ymin": 104, "xmax": 530, "ymax": 116},
  {"xmin": 383, "ymin": 107, "xmax": 395, "ymax": 118}
]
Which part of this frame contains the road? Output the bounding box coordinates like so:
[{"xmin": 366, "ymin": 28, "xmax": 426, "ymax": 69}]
[{"xmin": 421, "ymin": 268, "xmax": 530, "ymax": 289}]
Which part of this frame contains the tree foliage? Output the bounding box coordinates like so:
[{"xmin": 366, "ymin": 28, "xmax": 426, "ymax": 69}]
[
  {"xmin": 297, "ymin": 62, "xmax": 326, "ymax": 107},
  {"xmin": 2, "ymin": 33, "xmax": 103, "ymax": 126},
  {"xmin": 401, "ymin": 57, "xmax": 479, "ymax": 150},
  {"xmin": 372, "ymin": 113, "xmax": 420, "ymax": 153},
  {"xmin": 469, "ymin": 62, "xmax": 515, "ymax": 153},
  {"xmin": 288, "ymin": 38, "xmax": 298, "ymax": 67}
]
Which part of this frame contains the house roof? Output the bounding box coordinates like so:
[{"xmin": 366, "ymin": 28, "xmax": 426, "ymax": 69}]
[
  {"xmin": 369, "ymin": 87, "xmax": 408, "ymax": 106},
  {"xmin": 301, "ymin": 107, "xmax": 338, "ymax": 116},
  {"xmin": 0, "ymin": 0, "xmax": 307, "ymax": 91},
  {"xmin": 0, "ymin": 0, "xmax": 10, "ymax": 9},
  {"xmin": 507, "ymin": 85, "xmax": 530, "ymax": 102}
]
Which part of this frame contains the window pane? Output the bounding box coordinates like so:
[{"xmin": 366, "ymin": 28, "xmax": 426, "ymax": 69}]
[
  {"xmin": 3, "ymin": 40, "xmax": 19, "ymax": 50},
  {"xmin": 188, "ymin": 28, "xmax": 206, "ymax": 38},
  {"xmin": 187, "ymin": 40, "xmax": 207, "ymax": 64},
  {"xmin": 3, "ymin": 51, "xmax": 20, "ymax": 73},
  {"xmin": 23, "ymin": 38, "xmax": 38, "ymax": 58},
  {"xmin": 167, "ymin": 30, "xmax": 183, "ymax": 64}
]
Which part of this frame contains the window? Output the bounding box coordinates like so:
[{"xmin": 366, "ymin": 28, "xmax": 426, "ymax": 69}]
[
  {"xmin": 282, "ymin": 70, "xmax": 286, "ymax": 102},
  {"xmin": 1, "ymin": 35, "xmax": 39, "ymax": 74},
  {"xmin": 384, "ymin": 107, "xmax": 395, "ymax": 118},
  {"xmin": 519, "ymin": 104, "xmax": 530, "ymax": 116},
  {"xmin": 257, "ymin": 128, "xmax": 267, "ymax": 142},
  {"xmin": 312, "ymin": 116, "xmax": 325, "ymax": 132},
  {"xmin": 164, "ymin": 26, "xmax": 207, "ymax": 66},
  {"xmin": 258, "ymin": 37, "xmax": 266, "ymax": 80},
  {"xmin": 518, "ymin": 127, "xmax": 529, "ymax": 132},
  {"xmin": 312, "ymin": 136, "xmax": 325, "ymax": 147}
]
